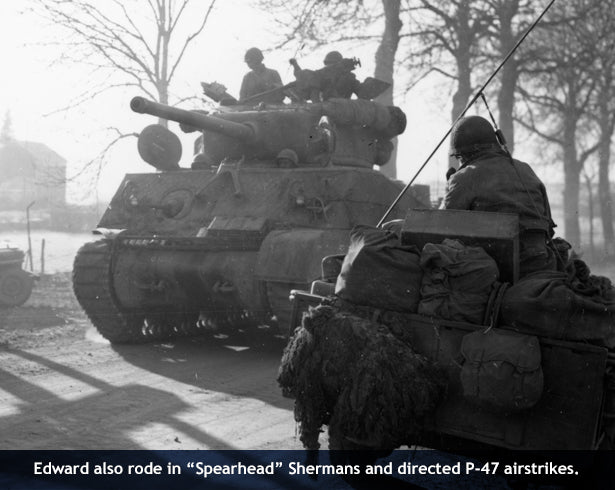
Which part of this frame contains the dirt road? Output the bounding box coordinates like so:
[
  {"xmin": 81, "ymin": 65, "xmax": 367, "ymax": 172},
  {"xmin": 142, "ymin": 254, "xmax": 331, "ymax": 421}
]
[
  {"xmin": 1, "ymin": 276, "xmax": 590, "ymax": 488},
  {"xmin": 0, "ymin": 274, "xmax": 304, "ymax": 450}
]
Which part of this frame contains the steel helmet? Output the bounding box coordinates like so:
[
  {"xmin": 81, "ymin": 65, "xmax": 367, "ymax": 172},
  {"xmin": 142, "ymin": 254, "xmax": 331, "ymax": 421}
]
[
  {"xmin": 244, "ymin": 47, "xmax": 264, "ymax": 64},
  {"xmin": 449, "ymin": 115, "xmax": 500, "ymax": 156},
  {"xmin": 276, "ymin": 148, "xmax": 298, "ymax": 166},
  {"xmin": 323, "ymin": 51, "xmax": 343, "ymax": 66}
]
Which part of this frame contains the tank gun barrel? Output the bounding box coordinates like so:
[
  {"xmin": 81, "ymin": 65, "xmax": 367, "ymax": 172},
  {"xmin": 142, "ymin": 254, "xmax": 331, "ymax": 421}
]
[{"xmin": 130, "ymin": 96, "xmax": 255, "ymax": 142}]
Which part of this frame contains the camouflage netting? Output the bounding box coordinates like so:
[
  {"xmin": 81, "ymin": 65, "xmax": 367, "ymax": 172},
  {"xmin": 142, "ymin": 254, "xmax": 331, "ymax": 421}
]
[{"xmin": 277, "ymin": 301, "xmax": 447, "ymax": 451}]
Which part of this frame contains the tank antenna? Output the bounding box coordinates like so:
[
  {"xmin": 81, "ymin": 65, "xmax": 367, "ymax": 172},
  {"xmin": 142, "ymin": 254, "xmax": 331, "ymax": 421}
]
[{"xmin": 377, "ymin": 0, "xmax": 557, "ymax": 227}]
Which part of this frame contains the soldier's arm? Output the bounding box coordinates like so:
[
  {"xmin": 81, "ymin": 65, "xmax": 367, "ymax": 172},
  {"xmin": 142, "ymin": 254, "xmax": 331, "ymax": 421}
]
[
  {"xmin": 348, "ymin": 74, "xmax": 363, "ymax": 98},
  {"xmin": 526, "ymin": 162, "xmax": 557, "ymax": 235}
]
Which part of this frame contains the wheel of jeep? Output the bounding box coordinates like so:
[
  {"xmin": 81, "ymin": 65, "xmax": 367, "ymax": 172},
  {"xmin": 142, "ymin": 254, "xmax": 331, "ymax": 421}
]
[{"xmin": 0, "ymin": 269, "xmax": 34, "ymax": 307}]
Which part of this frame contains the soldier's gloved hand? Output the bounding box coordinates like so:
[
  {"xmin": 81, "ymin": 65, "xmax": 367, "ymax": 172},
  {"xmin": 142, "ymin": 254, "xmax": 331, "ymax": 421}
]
[{"xmin": 446, "ymin": 167, "xmax": 457, "ymax": 180}]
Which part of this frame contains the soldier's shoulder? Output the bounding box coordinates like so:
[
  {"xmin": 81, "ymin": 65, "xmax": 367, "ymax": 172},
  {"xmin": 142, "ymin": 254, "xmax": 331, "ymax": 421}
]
[
  {"xmin": 513, "ymin": 157, "xmax": 534, "ymax": 169},
  {"xmin": 448, "ymin": 166, "xmax": 473, "ymax": 187},
  {"xmin": 451, "ymin": 160, "xmax": 491, "ymax": 185},
  {"xmin": 242, "ymin": 70, "xmax": 257, "ymax": 81},
  {"xmin": 511, "ymin": 157, "xmax": 538, "ymax": 174}
]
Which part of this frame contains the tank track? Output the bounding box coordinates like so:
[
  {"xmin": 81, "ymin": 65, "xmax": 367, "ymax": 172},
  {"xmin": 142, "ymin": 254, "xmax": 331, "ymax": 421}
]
[{"xmin": 73, "ymin": 239, "xmax": 200, "ymax": 344}]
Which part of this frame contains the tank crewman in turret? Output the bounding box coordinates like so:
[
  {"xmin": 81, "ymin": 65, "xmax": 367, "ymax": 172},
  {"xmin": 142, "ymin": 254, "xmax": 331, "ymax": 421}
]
[
  {"xmin": 441, "ymin": 115, "xmax": 558, "ymax": 277},
  {"xmin": 320, "ymin": 51, "xmax": 362, "ymax": 100},
  {"xmin": 276, "ymin": 149, "xmax": 299, "ymax": 168},
  {"xmin": 240, "ymin": 47, "xmax": 285, "ymax": 104}
]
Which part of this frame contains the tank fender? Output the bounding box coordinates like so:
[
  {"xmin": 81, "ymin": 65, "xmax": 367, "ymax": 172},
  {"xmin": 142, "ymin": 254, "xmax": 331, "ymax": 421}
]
[
  {"xmin": 255, "ymin": 229, "xmax": 349, "ymax": 283},
  {"xmin": 93, "ymin": 228, "xmax": 128, "ymax": 239}
]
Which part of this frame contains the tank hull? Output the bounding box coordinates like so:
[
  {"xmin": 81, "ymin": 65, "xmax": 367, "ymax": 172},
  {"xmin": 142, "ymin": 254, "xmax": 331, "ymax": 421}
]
[{"xmin": 74, "ymin": 166, "xmax": 421, "ymax": 343}]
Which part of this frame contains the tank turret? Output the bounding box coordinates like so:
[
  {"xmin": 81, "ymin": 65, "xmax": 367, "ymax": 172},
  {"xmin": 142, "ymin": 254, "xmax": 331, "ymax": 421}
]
[{"xmin": 132, "ymin": 96, "xmax": 405, "ymax": 169}]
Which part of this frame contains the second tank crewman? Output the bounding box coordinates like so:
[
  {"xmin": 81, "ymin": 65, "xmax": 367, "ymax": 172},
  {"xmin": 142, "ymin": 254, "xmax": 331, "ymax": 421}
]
[{"xmin": 240, "ymin": 47, "xmax": 284, "ymax": 104}]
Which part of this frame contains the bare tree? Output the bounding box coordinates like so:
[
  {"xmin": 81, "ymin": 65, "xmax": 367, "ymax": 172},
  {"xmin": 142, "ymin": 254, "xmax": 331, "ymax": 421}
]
[
  {"xmin": 28, "ymin": 0, "xmax": 216, "ymax": 182},
  {"xmin": 402, "ymin": 0, "xmax": 494, "ymax": 170},
  {"xmin": 31, "ymin": 0, "xmax": 216, "ymax": 120},
  {"xmin": 489, "ymin": 0, "xmax": 520, "ymax": 151},
  {"xmin": 374, "ymin": 1, "xmax": 403, "ymax": 100},
  {"xmin": 582, "ymin": 164, "xmax": 597, "ymax": 257},
  {"xmin": 262, "ymin": 0, "xmax": 377, "ymax": 51},
  {"xmin": 374, "ymin": 0, "xmax": 402, "ymax": 178},
  {"xmin": 404, "ymin": 1, "xmax": 493, "ymax": 124},
  {"xmin": 482, "ymin": 0, "xmax": 548, "ymax": 154},
  {"xmin": 517, "ymin": 0, "xmax": 599, "ymax": 249},
  {"xmin": 582, "ymin": 0, "xmax": 615, "ymax": 257}
]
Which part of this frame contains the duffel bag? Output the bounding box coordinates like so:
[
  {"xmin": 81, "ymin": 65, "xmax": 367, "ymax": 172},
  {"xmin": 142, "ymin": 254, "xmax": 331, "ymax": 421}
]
[{"xmin": 335, "ymin": 225, "xmax": 422, "ymax": 312}]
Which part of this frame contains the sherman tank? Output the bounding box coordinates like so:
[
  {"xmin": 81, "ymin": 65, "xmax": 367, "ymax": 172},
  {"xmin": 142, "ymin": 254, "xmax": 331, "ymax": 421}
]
[{"xmin": 72, "ymin": 89, "xmax": 424, "ymax": 343}]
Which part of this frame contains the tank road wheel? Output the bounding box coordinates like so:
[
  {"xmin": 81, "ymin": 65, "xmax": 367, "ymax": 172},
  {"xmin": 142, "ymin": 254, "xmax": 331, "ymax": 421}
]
[
  {"xmin": 0, "ymin": 269, "xmax": 34, "ymax": 307},
  {"xmin": 73, "ymin": 240, "xmax": 199, "ymax": 344}
]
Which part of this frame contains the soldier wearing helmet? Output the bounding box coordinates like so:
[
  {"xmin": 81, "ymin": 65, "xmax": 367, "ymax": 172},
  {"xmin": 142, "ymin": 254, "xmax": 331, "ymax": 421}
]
[
  {"xmin": 240, "ymin": 47, "xmax": 285, "ymax": 104},
  {"xmin": 276, "ymin": 149, "xmax": 299, "ymax": 168},
  {"xmin": 442, "ymin": 115, "xmax": 557, "ymax": 277},
  {"xmin": 320, "ymin": 51, "xmax": 362, "ymax": 100},
  {"xmin": 323, "ymin": 51, "xmax": 344, "ymax": 66}
]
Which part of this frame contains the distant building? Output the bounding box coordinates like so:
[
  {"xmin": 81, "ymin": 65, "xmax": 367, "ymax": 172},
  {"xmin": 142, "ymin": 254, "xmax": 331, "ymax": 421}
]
[{"xmin": 0, "ymin": 140, "xmax": 66, "ymax": 211}]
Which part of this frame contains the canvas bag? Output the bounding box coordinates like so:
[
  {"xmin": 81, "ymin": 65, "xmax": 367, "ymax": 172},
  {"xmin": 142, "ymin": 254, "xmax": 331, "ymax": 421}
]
[
  {"xmin": 460, "ymin": 328, "xmax": 544, "ymax": 412},
  {"xmin": 501, "ymin": 270, "xmax": 615, "ymax": 348},
  {"xmin": 418, "ymin": 239, "xmax": 499, "ymax": 324},
  {"xmin": 335, "ymin": 225, "xmax": 422, "ymax": 312}
]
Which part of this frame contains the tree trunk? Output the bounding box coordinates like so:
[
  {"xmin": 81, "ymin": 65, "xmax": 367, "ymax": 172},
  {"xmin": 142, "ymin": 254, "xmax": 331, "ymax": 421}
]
[
  {"xmin": 449, "ymin": 2, "xmax": 473, "ymax": 169},
  {"xmin": 374, "ymin": 0, "xmax": 402, "ymax": 179},
  {"xmin": 584, "ymin": 172, "xmax": 595, "ymax": 257},
  {"xmin": 598, "ymin": 88, "xmax": 615, "ymax": 257},
  {"xmin": 157, "ymin": 0, "xmax": 170, "ymax": 128},
  {"xmin": 598, "ymin": 149, "xmax": 615, "ymax": 257},
  {"xmin": 563, "ymin": 165, "xmax": 581, "ymax": 251},
  {"xmin": 562, "ymin": 116, "xmax": 581, "ymax": 250},
  {"xmin": 496, "ymin": 0, "xmax": 519, "ymax": 154}
]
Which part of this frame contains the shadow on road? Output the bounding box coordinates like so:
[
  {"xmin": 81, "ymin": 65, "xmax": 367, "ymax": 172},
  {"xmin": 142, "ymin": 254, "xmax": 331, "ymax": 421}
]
[
  {"xmin": 0, "ymin": 346, "xmax": 243, "ymax": 450},
  {"xmin": 110, "ymin": 332, "xmax": 292, "ymax": 411}
]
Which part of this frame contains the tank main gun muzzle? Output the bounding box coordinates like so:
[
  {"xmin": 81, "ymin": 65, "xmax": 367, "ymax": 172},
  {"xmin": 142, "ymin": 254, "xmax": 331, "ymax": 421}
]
[{"xmin": 130, "ymin": 97, "xmax": 256, "ymax": 142}]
